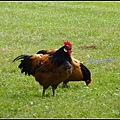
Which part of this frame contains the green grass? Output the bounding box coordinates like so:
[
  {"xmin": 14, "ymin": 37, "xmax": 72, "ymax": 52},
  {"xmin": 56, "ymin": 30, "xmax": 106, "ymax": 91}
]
[{"xmin": 0, "ymin": 1, "xmax": 120, "ymax": 118}]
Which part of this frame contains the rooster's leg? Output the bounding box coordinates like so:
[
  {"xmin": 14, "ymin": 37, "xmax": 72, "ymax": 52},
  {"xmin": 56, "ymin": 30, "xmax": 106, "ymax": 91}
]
[
  {"xmin": 52, "ymin": 87, "xmax": 56, "ymax": 97},
  {"xmin": 42, "ymin": 87, "xmax": 46, "ymax": 96},
  {"xmin": 62, "ymin": 82, "xmax": 69, "ymax": 88},
  {"xmin": 52, "ymin": 85, "xmax": 58, "ymax": 97}
]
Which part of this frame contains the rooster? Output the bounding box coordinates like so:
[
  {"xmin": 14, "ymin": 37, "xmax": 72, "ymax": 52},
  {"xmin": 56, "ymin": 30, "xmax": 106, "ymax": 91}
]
[
  {"xmin": 13, "ymin": 41, "xmax": 73, "ymax": 96},
  {"xmin": 63, "ymin": 58, "xmax": 92, "ymax": 87},
  {"xmin": 37, "ymin": 49, "xmax": 92, "ymax": 87}
]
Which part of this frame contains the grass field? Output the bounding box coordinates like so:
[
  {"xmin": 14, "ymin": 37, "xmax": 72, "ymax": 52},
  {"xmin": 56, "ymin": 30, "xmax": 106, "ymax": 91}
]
[{"xmin": 0, "ymin": 1, "xmax": 120, "ymax": 118}]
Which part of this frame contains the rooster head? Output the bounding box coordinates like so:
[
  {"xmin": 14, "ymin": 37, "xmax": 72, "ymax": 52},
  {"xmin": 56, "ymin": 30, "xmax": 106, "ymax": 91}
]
[
  {"xmin": 86, "ymin": 78, "xmax": 92, "ymax": 86},
  {"xmin": 63, "ymin": 40, "xmax": 72, "ymax": 54}
]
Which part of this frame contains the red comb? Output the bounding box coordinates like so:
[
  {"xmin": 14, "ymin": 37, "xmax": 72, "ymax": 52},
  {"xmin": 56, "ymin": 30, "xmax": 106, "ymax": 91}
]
[{"xmin": 64, "ymin": 40, "xmax": 72, "ymax": 48}]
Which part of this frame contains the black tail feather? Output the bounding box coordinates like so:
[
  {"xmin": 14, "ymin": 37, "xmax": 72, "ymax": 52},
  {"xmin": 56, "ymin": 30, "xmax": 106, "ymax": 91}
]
[
  {"xmin": 13, "ymin": 54, "xmax": 32, "ymax": 75},
  {"xmin": 13, "ymin": 54, "xmax": 29, "ymax": 62},
  {"xmin": 36, "ymin": 50, "xmax": 48, "ymax": 54}
]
